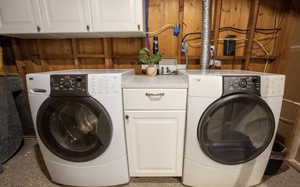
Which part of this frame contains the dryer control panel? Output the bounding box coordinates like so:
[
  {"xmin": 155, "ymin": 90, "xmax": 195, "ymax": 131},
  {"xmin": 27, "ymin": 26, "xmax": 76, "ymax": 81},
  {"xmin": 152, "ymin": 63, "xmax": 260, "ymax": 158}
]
[
  {"xmin": 50, "ymin": 74, "xmax": 88, "ymax": 96},
  {"xmin": 223, "ymin": 76, "xmax": 261, "ymax": 96}
]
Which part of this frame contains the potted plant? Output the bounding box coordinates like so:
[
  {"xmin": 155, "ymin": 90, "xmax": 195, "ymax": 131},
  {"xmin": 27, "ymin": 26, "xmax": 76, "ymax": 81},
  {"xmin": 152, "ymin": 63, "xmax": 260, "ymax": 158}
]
[{"xmin": 138, "ymin": 48, "xmax": 162, "ymax": 76}]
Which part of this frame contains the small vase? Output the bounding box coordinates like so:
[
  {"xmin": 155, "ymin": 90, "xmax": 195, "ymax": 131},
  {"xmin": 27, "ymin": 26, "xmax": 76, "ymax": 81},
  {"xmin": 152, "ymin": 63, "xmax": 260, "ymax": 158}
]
[{"xmin": 146, "ymin": 65, "xmax": 157, "ymax": 76}]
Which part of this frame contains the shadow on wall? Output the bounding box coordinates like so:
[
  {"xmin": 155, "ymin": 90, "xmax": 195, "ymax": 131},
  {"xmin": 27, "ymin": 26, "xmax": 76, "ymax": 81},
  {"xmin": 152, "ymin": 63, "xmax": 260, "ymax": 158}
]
[{"xmin": 260, "ymin": 0, "xmax": 300, "ymax": 14}]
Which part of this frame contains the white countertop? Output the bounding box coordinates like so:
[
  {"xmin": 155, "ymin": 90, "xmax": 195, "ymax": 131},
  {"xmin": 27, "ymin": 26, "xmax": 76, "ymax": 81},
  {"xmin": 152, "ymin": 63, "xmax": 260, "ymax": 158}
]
[{"xmin": 122, "ymin": 73, "xmax": 188, "ymax": 89}]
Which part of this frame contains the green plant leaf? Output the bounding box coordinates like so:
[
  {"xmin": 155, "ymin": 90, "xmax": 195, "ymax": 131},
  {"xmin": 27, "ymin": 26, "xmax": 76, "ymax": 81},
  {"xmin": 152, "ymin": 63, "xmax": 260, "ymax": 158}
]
[
  {"xmin": 138, "ymin": 48, "xmax": 163, "ymax": 64},
  {"xmin": 138, "ymin": 48, "xmax": 151, "ymax": 64},
  {"xmin": 150, "ymin": 52, "xmax": 162, "ymax": 64}
]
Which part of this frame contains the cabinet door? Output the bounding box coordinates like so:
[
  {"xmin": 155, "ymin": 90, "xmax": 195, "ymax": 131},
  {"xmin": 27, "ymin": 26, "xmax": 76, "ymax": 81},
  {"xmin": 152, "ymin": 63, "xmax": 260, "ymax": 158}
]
[
  {"xmin": 0, "ymin": 0, "xmax": 41, "ymax": 33},
  {"xmin": 39, "ymin": 0, "xmax": 91, "ymax": 33},
  {"xmin": 124, "ymin": 111, "xmax": 186, "ymax": 177},
  {"xmin": 91, "ymin": 0, "xmax": 143, "ymax": 32}
]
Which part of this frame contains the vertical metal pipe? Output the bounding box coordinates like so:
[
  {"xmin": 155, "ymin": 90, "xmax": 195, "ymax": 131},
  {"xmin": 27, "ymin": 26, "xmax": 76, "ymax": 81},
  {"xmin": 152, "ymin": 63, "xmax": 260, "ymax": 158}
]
[{"xmin": 200, "ymin": 0, "xmax": 211, "ymax": 70}]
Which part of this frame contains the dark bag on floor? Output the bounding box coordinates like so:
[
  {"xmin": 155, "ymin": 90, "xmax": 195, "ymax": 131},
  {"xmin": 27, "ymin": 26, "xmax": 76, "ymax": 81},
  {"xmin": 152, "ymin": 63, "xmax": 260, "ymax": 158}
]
[{"xmin": 0, "ymin": 75, "xmax": 24, "ymax": 164}]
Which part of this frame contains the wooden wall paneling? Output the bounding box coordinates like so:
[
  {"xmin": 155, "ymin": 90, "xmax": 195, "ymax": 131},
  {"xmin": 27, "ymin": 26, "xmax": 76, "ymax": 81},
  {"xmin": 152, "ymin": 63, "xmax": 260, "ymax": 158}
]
[
  {"xmin": 243, "ymin": 0, "xmax": 260, "ymax": 70},
  {"xmin": 148, "ymin": 0, "xmax": 179, "ymax": 57},
  {"xmin": 112, "ymin": 38, "xmax": 141, "ymax": 68},
  {"xmin": 36, "ymin": 40, "xmax": 48, "ymax": 72},
  {"xmin": 183, "ymin": 0, "xmax": 202, "ymax": 62},
  {"xmin": 16, "ymin": 39, "xmax": 42, "ymax": 74},
  {"xmin": 77, "ymin": 38, "xmax": 104, "ymax": 55},
  {"xmin": 249, "ymin": 0, "xmax": 281, "ymax": 72},
  {"xmin": 218, "ymin": 0, "xmax": 250, "ymax": 70},
  {"xmin": 11, "ymin": 39, "xmax": 26, "ymax": 80},
  {"xmin": 103, "ymin": 38, "xmax": 113, "ymax": 69},
  {"xmin": 71, "ymin": 39, "xmax": 80, "ymax": 68},
  {"xmin": 270, "ymin": 11, "xmax": 298, "ymax": 74},
  {"xmin": 37, "ymin": 39, "xmax": 77, "ymax": 71},
  {"xmin": 76, "ymin": 38, "xmax": 105, "ymax": 69},
  {"xmin": 40, "ymin": 39, "xmax": 73, "ymax": 57}
]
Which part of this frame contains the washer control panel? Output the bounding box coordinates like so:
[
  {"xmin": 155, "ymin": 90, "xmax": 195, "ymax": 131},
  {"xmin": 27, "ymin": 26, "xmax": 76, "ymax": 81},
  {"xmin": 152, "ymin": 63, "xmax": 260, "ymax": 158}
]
[
  {"xmin": 50, "ymin": 74, "xmax": 88, "ymax": 96},
  {"xmin": 223, "ymin": 76, "xmax": 261, "ymax": 96}
]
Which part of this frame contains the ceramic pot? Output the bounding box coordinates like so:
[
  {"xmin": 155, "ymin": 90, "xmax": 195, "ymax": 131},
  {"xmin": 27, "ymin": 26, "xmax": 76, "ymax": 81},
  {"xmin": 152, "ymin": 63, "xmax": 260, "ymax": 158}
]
[{"xmin": 146, "ymin": 65, "xmax": 157, "ymax": 76}]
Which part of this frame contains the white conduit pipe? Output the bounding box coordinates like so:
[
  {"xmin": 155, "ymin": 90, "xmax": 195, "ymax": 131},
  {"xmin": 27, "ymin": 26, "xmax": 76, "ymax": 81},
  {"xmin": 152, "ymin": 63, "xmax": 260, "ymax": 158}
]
[{"xmin": 200, "ymin": 0, "xmax": 211, "ymax": 70}]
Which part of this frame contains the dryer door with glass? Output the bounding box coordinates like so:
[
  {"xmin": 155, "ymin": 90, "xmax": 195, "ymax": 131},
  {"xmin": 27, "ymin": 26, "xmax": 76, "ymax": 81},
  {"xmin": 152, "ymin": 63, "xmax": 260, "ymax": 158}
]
[
  {"xmin": 36, "ymin": 96, "xmax": 113, "ymax": 162},
  {"xmin": 197, "ymin": 93, "xmax": 275, "ymax": 165}
]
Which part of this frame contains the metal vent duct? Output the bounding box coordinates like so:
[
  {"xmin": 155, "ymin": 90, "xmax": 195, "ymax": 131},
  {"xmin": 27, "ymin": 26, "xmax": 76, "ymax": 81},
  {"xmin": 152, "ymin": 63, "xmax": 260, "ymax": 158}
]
[{"xmin": 200, "ymin": 0, "xmax": 211, "ymax": 70}]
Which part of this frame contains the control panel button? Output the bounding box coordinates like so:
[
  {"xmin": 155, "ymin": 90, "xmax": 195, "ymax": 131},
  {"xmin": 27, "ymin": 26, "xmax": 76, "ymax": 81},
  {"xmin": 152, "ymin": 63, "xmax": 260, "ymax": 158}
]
[
  {"xmin": 223, "ymin": 76, "xmax": 261, "ymax": 96},
  {"xmin": 239, "ymin": 79, "xmax": 247, "ymax": 88},
  {"xmin": 50, "ymin": 74, "xmax": 88, "ymax": 96}
]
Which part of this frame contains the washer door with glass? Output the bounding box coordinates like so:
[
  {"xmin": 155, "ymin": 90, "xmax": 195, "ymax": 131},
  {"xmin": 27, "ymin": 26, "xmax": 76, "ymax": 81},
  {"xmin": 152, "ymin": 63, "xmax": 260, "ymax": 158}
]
[
  {"xmin": 37, "ymin": 97, "xmax": 113, "ymax": 162},
  {"xmin": 197, "ymin": 94, "xmax": 275, "ymax": 165}
]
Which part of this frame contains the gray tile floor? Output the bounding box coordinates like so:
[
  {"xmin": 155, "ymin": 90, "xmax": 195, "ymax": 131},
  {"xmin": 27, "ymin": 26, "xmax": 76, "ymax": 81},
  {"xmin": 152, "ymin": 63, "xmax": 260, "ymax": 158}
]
[{"xmin": 0, "ymin": 139, "xmax": 299, "ymax": 187}]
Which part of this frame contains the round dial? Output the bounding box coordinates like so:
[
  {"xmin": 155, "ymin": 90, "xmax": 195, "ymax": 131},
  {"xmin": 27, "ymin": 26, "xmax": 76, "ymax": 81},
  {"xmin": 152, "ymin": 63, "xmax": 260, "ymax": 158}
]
[
  {"xmin": 63, "ymin": 80, "xmax": 73, "ymax": 89},
  {"xmin": 239, "ymin": 79, "xmax": 247, "ymax": 88}
]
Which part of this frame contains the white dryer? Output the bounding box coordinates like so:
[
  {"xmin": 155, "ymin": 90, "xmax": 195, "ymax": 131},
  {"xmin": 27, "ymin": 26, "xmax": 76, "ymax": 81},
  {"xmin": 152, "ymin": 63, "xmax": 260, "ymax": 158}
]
[
  {"xmin": 183, "ymin": 70, "xmax": 285, "ymax": 187},
  {"xmin": 26, "ymin": 69, "xmax": 133, "ymax": 187}
]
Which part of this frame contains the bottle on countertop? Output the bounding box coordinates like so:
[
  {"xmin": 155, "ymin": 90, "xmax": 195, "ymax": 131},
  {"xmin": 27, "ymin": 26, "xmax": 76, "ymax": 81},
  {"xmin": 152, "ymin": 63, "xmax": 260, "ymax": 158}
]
[
  {"xmin": 152, "ymin": 36, "xmax": 160, "ymax": 74},
  {"xmin": 153, "ymin": 36, "xmax": 159, "ymax": 54}
]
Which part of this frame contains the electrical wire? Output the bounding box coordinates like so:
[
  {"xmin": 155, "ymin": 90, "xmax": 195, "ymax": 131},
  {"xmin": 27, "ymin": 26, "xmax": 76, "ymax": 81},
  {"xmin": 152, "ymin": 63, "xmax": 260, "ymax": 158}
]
[
  {"xmin": 180, "ymin": 13, "xmax": 283, "ymax": 69},
  {"xmin": 219, "ymin": 27, "xmax": 281, "ymax": 34},
  {"xmin": 254, "ymin": 40, "xmax": 271, "ymax": 56},
  {"xmin": 182, "ymin": 27, "xmax": 281, "ymax": 42}
]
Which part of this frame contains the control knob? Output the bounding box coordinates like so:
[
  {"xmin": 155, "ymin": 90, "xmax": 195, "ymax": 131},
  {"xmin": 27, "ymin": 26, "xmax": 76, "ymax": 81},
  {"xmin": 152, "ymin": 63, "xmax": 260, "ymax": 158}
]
[
  {"xmin": 239, "ymin": 79, "xmax": 247, "ymax": 88},
  {"xmin": 63, "ymin": 80, "xmax": 73, "ymax": 89}
]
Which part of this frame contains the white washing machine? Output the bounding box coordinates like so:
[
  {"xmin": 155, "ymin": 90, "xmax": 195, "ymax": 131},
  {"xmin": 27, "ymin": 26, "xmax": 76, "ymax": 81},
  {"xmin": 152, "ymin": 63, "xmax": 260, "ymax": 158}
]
[
  {"xmin": 26, "ymin": 69, "xmax": 133, "ymax": 187},
  {"xmin": 183, "ymin": 70, "xmax": 285, "ymax": 187}
]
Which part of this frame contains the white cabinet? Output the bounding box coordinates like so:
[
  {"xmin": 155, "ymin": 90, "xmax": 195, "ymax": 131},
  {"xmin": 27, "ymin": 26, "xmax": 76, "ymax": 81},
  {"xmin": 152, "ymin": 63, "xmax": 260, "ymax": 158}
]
[
  {"xmin": 0, "ymin": 0, "xmax": 41, "ymax": 34},
  {"xmin": 0, "ymin": 0, "xmax": 145, "ymax": 37},
  {"xmin": 91, "ymin": 0, "xmax": 144, "ymax": 32},
  {"xmin": 123, "ymin": 89, "xmax": 187, "ymax": 177},
  {"xmin": 39, "ymin": 0, "xmax": 91, "ymax": 33},
  {"xmin": 124, "ymin": 111, "xmax": 186, "ymax": 177}
]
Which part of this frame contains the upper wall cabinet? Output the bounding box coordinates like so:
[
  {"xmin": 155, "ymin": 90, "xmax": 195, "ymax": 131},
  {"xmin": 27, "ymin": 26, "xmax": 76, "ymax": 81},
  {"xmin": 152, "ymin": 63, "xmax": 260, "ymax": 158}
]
[
  {"xmin": 39, "ymin": 0, "xmax": 91, "ymax": 33},
  {"xmin": 0, "ymin": 0, "xmax": 145, "ymax": 38},
  {"xmin": 0, "ymin": 0, "xmax": 41, "ymax": 34},
  {"xmin": 91, "ymin": 0, "xmax": 144, "ymax": 32}
]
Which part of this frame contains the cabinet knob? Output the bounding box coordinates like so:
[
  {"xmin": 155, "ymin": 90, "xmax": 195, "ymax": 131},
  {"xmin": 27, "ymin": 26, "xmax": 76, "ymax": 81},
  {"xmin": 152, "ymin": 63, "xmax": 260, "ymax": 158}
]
[
  {"xmin": 37, "ymin": 26, "xmax": 41, "ymax": 32},
  {"xmin": 86, "ymin": 25, "xmax": 90, "ymax": 31},
  {"xmin": 125, "ymin": 115, "xmax": 129, "ymax": 120}
]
